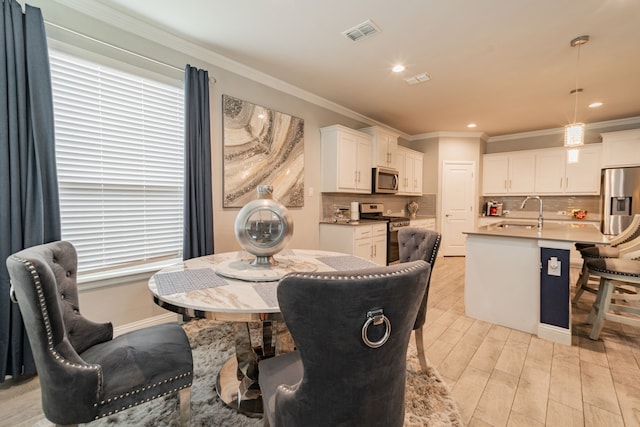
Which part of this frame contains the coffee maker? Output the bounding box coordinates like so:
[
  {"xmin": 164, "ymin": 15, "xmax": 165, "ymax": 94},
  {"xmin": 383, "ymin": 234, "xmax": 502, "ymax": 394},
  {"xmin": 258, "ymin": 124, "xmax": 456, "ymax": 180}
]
[{"xmin": 485, "ymin": 201, "xmax": 503, "ymax": 216}]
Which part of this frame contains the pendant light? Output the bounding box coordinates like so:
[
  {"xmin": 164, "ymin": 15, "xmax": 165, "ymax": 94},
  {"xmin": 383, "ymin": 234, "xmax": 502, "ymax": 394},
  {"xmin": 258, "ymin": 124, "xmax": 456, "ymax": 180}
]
[{"xmin": 564, "ymin": 35, "xmax": 589, "ymax": 147}]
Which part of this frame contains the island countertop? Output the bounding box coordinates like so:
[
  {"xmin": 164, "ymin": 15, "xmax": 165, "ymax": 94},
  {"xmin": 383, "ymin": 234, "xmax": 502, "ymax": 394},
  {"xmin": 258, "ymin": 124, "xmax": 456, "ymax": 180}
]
[{"xmin": 464, "ymin": 220, "xmax": 610, "ymax": 245}]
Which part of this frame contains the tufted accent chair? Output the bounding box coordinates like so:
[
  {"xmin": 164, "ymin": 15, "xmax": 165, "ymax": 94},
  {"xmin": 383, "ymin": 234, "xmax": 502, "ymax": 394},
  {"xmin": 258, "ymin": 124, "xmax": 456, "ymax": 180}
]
[
  {"xmin": 398, "ymin": 227, "xmax": 441, "ymax": 372},
  {"xmin": 258, "ymin": 260, "xmax": 431, "ymax": 427},
  {"xmin": 6, "ymin": 241, "xmax": 193, "ymax": 427}
]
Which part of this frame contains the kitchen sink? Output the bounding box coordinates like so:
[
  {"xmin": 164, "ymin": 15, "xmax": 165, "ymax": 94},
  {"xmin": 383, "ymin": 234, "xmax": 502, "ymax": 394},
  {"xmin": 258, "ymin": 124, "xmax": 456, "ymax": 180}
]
[{"xmin": 496, "ymin": 222, "xmax": 537, "ymax": 229}]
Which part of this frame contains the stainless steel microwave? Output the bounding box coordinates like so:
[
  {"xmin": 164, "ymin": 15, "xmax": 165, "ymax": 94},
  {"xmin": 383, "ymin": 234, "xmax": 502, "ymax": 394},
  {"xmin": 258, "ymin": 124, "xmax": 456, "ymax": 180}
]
[{"xmin": 372, "ymin": 167, "xmax": 399, "ymax": 194}]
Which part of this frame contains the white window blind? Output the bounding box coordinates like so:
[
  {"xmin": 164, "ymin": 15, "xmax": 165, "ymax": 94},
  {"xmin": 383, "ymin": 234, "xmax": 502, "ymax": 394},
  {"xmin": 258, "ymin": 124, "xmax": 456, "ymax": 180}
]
[{"xmin": 49, "ymin": 49, "xmax": 184, "ymax": 276}]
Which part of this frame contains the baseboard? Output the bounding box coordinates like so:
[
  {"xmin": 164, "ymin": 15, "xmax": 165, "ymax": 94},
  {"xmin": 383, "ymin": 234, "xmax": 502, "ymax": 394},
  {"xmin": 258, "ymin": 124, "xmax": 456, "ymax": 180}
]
[
  {"xmin": 538, "ymin": 323, "xmax": 572, "ymax": 346},
  {"xmin": 113, "ymin": 313, "xmax": 180, "ymax": 337}
]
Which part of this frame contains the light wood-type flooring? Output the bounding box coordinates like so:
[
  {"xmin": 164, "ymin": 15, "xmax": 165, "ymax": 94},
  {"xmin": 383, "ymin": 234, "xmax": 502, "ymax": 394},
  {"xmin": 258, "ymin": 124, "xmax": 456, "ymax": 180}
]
[
  {"xmin": 1, "ymin": 256, "xmax": 639, "ymax": 426},
  {"xmin": 423, "ymin": 256, "xmax": 640, "ymax": 427}
]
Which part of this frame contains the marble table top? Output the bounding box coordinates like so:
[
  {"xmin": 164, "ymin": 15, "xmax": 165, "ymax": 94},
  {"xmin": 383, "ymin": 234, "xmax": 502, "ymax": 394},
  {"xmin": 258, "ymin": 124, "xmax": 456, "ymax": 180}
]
[{"xmin": 149, "ymin": 249, "xmax": 377, "ymax": 322}]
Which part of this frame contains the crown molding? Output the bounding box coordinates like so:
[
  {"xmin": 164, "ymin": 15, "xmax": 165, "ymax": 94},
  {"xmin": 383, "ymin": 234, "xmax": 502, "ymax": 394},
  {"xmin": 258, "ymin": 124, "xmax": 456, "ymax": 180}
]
[
  {"xmin": 409, "ymin": 131, "xmax": 488, "ymax": 141},
  {"xmin": 487, "ymin": 116, "xmax": 640, "ymax": 142}
]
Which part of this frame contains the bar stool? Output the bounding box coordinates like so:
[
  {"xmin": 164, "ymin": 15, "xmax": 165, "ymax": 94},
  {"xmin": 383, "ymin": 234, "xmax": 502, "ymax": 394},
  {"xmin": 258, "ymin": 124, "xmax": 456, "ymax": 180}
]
[
  {"xmin": 573, "ymin": 214, "xmax": 640, "ymax": 303},
  {"xmin": 585, "ymin": 256, "xmax": 640, "ymax": 340}
]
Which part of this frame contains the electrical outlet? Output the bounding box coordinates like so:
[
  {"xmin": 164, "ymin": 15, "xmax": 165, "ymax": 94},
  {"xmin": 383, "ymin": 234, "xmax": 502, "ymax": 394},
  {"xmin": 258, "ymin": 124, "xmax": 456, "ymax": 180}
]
[{"xmin": 548, "ymin": 257, "xmax": 561, "ymax": 276}]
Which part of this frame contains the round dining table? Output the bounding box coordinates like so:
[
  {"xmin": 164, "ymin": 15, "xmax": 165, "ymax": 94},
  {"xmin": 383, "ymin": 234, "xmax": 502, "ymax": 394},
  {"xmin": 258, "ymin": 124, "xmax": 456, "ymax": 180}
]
[{"xmin": 148, "ymin": 248, "xmax": 377, "ymax": 416}]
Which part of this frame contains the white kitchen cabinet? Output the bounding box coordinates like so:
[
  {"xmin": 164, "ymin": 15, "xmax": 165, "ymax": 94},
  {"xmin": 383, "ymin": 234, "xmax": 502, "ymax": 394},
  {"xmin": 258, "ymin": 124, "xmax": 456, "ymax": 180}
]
[
  {"xmin": 320, "ymin": 125, "xmax": 372, "ymax": 193},
  {"xmin": 534, "ymin": 144, "xmax": 601, "ymax": 195},
  {"xmin": 319, "ymin": 223, "xmax": 387, "ymax": 266},
  {"xmin": 360, "ymin": 126, "xmax": 399, "ymax": 169},
  {"xmin": 482, "ymin": 151, "xmax": 535, "ymax": 195},
  {"xmin": 410, "ymin": 218, "xmax": 436, "ymax": 231},
  {"xmin": 397, "ymin": 146, "xmax": 423, "ymax": 195},
  {"xmin": 601, "ymin": 129, "xmax": 640, "ymax": 167}
]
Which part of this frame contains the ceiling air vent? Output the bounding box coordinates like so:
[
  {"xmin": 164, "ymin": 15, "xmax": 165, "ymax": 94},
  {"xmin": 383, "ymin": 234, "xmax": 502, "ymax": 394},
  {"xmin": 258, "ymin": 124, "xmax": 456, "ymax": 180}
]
[
  {"xmin": 404, "ymin": 72, "xmax": 432, "ymax": 85},
  {"xmin": 343, "ymin": 19, "xmax": 381, "ymax": 42}
]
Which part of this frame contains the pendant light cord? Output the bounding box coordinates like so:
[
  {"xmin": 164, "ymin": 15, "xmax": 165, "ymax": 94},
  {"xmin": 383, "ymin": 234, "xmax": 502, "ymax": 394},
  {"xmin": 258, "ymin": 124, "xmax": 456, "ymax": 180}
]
[{"xmin": 572, "ymin": 43, "xmax": 581, "ymax": 124}]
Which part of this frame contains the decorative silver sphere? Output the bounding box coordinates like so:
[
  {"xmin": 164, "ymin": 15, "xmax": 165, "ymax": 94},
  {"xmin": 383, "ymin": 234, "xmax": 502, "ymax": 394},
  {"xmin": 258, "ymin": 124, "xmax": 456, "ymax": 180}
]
[{"xmin": 234, "ymin": 185, "xmax": 293, "ymax": 267}]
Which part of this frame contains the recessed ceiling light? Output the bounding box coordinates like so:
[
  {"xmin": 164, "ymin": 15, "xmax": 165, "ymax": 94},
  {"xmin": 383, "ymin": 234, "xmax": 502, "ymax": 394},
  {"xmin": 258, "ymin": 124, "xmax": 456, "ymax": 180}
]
[
  {"xmin": 392, "ymin": 64, "xmax": 406, "ymax": 73},
  {"xmin": 588, "ymin": 101, "xmax": 603, "ymax": 108},
  {"xmin": 467, "ymin": 123, "xmax": 477, "ymax": 128}
]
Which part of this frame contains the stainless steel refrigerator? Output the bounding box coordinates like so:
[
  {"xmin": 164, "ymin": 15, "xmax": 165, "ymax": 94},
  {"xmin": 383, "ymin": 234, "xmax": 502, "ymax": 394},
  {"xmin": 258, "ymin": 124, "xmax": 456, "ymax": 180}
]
[{"xmin": 602, "ymin": 167, "xmax": 640, "ymax": 235}]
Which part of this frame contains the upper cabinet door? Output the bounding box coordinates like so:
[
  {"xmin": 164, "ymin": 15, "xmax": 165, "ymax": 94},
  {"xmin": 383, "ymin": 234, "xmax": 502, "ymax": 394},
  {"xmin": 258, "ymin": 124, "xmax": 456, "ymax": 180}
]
[
  {"xmin": 482, "ymin": 152, "xmax": 535, "ymax": 195},
  {"xmin": 534, "ymin": 149, "xmax": 565, "ymax": 193},
  {"xmin": 507, "ymin": 152, "xmax": 536, "ymax": 194},
  {"xmin": 360, "ymin": 126, "xmax": 399, "ymax": 169},
  {"xmin": 397, "ymin": 146, "xmax": 423, "ymax": 195},
  {"xmin": 482, "ymin": 154, "xmax": 510, "ymax": 195},
  {"xmin": 565, "ymin": 144, "xmax": 602, "ymax": 194},
  {"xmin": 336, "ymin": 131, "xmax": 359, "ymax": 190},
  {"xmin": 602, "ymin": 129, "xmax": 640, "ymax": 168}
]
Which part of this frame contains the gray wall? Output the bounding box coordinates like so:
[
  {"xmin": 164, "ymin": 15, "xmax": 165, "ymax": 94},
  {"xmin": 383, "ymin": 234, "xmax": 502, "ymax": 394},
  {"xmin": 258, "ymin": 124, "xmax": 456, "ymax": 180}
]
[{"xmin": 485, "ymin": 120, "xmax": 640, "ymax": 153}]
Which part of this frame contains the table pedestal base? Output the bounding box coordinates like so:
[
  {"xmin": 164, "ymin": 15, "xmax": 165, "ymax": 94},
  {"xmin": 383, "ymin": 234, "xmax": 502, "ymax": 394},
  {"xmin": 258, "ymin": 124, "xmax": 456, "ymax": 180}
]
[{"xmin": 216, "ymin": 357, "xmax": 263, "ymax": 418}]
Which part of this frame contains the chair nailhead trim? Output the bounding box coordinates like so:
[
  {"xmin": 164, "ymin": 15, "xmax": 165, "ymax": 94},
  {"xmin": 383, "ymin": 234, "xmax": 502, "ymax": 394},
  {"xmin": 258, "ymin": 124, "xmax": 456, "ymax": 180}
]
[
  {"xmin": 285, "ymin": 261, "xmax": 426, "ymax": 280},
  {"xmin": 96, "ymin": 382, "xmax": 192, "ymax": 419},
  {"xmin": 588, "ymin": 266, "xmax": 640, "ymax": 278},
  {"xmin": 97, "ymin": 372, "xmax": 192, "ymax": 405},
  {"xmin": 10, "ymin": 256, "xmax": 103, "ymax": 378}
]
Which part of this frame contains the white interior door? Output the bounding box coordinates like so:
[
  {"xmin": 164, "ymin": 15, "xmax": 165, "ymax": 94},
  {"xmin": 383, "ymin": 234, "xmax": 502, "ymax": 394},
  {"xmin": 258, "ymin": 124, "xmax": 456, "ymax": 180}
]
[{"xmin": 441, "ymin": 161, "xmax": 476, "ymax": 256}]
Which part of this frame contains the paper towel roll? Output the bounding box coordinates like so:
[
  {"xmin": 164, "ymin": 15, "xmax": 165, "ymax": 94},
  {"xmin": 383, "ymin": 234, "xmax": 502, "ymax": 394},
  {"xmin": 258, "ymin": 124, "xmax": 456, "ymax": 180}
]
[{"xmin": 350, "ymin": 202, "xmax": 360, "ymax": 221}]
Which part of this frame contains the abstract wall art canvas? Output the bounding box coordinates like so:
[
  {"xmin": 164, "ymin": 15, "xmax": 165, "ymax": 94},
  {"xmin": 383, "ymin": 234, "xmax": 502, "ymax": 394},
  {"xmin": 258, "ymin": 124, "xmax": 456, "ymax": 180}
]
[{"xmin": 222, "ymin": 95, "xmax": 305, "ymax": 207}]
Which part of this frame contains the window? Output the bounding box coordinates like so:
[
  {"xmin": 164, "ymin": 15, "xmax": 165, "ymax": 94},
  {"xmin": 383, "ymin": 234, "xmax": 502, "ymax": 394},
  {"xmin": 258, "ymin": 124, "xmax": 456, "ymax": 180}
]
[{"xmin": 49, "ymin": 49, "xmax": 184, "ymax": 280}]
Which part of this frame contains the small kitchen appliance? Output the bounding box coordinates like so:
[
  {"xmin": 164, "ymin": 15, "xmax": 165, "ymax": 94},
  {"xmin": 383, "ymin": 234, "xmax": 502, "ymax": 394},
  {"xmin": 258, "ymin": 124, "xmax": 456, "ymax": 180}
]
[
  {"xmin": 486, "ymin": 201, "xmax": 503, "ymax": 216},
  {"xmin": 372, "ymin": 167, "xmax": 399, "ymax": 194}
]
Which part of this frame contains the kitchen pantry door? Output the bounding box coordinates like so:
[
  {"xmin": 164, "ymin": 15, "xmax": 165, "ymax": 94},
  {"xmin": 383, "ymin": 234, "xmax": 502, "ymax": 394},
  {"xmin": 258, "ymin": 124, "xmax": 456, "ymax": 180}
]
[{"xmin": 441, "ymin": 161, "xmax": 476, "ymax": 256}]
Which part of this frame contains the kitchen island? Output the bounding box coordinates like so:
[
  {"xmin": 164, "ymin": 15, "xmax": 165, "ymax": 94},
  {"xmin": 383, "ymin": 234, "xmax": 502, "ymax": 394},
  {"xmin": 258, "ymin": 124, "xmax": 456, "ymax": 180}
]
[{"xmin": 464, "ymin": 221, "xmax": 609, "ymax": 345}]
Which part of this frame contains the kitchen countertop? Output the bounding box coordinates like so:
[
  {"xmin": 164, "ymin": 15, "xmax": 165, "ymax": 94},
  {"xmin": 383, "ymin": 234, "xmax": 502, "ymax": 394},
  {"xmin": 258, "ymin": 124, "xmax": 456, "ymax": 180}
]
[
  {"xmin": 480, "ymin": 211, "xmax": 601, "ymax": 223},
  {"xmin": 465, "ymin": 220, "xmax": 610, "ymax": 245},
  {"xmin": 319, "ymin": 219, "xmax": 386, "ymax": 226}
]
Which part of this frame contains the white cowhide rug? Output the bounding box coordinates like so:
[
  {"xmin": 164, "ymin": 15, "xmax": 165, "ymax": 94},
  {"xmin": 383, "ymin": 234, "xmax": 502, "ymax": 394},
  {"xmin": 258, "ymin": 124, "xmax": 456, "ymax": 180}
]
[{"xmin": 74, "ymin": 319, "xmax": 462, "ymax": 427}]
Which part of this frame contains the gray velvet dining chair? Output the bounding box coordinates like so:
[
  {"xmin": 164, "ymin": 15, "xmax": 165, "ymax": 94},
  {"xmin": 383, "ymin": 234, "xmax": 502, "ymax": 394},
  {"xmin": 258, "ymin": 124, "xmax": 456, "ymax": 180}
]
[
  {"xmin": 6, "ymin": 241, "xmax": 193, "ymax": 427},
  {"xmin": 258, "ymin": 260, "xmax": 431, "ymax": 427},
  {"xmin": 398, "ymin": 227, "xmax": 441, "ymax": 372}
]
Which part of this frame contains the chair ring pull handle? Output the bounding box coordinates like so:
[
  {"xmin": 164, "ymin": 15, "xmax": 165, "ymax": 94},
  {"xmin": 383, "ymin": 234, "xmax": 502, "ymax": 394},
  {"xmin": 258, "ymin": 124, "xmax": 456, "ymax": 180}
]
[
  {"xmin": 361, "ymin": 309, "xmax": 391, "ymax": 348},
  {"xmin": 9, "ymin": 283, "xmax": 18, "ymax": 304}
]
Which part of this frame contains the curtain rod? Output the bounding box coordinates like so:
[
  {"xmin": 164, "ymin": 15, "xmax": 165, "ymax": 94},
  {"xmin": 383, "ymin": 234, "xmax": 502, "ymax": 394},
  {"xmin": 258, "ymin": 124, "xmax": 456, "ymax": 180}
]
[{"xmin": 44, "ymin": 20, "xmax": 216, "ymax": 83}]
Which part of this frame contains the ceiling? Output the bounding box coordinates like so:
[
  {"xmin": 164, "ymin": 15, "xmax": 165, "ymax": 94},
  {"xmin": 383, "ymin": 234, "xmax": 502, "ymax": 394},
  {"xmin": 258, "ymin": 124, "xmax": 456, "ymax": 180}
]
[{"xmin": 91, "ymin": 0, "xmax": 640, "ymax": 137}]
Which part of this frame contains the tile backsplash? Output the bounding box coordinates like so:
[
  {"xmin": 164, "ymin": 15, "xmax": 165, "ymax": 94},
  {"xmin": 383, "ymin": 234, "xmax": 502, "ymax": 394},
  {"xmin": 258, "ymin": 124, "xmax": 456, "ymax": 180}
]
[
  {"xmin": 322, "ymin": 193, "xmax": 437, "ymax": 220},
  {"xmin": 481, "ymin": 195, "xmax": 601, "ymax": 221},
  {"xmin": 321, "ymin": 193, "xmax": 600, "ymax": 221}
]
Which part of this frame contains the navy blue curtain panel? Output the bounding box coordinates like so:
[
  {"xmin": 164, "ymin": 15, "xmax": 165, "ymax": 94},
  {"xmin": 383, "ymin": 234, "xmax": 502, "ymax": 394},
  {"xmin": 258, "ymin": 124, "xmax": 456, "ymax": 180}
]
[
  {"xmin": 1, "ymin": 0, "xmax": 61, "ymax": 381},
  {"xmin": 183, "ymin": 65, "xmax": 213, "ymax": 260}
]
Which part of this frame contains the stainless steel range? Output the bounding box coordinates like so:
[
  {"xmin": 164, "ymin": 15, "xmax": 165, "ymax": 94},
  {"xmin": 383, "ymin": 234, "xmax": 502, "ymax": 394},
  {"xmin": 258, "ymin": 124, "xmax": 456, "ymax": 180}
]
[{"xmin": 359, "ymin": 203, "xmax": 410, "ymax": 265}]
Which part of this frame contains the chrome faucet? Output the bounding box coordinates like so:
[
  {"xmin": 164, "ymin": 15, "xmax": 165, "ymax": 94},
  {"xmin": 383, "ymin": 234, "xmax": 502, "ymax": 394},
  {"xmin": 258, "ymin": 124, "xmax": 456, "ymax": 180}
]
[{"xmin": 520, "ymin": 196, "xmax": 543, "ymax": 230}]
